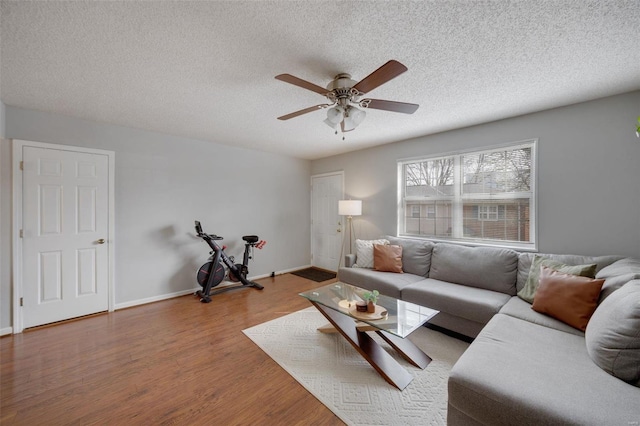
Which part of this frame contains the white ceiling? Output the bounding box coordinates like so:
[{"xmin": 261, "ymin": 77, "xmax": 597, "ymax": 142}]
[{"xmin": 1, "ymin": 1, "xmax": 639, "ymax": 160}]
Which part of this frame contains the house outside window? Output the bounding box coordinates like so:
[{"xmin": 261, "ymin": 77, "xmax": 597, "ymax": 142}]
[
  {"xmin": 411, "ymin": 205, "xmax": 421, "ymax": 218},
  {"xmin": 426, "ymin": 205, "xmax": 436, "ymax": 219},
  {"xmin": 398, "ymin": 140, "xmax": 536, "ymax": 249}
]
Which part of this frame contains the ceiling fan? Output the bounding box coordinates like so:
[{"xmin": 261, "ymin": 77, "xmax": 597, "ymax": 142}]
[{"xmin": 275, "ymin": 60, "xmax": 419, "ymax": 136}]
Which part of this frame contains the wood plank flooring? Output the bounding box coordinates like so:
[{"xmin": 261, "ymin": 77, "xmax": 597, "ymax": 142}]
[{"xmin": 1, "ymin": 274, "xmax": 344, "ymax": 425}]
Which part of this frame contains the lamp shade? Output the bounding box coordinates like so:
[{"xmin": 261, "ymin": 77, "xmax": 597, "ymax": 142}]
[
  {"xmin": 338, "ymin": 200, "xmax": 362, "ymax": 216},
  {"xmin": 343, "ymin": 107, "xmax": 366, "ymax": 131},
  {"xmin": 324, "ymin": 106, "xmax": 344, "ymax": 129}
]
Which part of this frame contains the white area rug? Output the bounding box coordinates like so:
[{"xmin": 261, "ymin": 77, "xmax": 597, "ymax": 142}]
[{"xmin": 242, "ymin": 308, "xmax": 469, "ymax": 425}]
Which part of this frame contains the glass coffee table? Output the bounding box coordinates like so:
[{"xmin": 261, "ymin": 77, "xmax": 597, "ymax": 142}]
[{"xmin": 299, "ymin": 282, "xmax": 439, "ymax": 390}]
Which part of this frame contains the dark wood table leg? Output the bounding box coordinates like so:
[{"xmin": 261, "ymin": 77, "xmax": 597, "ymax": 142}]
[
  {"xmin": 311, "ymin": 302, "xmax": 414, "ymax": 390},
  {"xmin": 376, "ymin": 330, "xmax": 432, "ymax": 369}
]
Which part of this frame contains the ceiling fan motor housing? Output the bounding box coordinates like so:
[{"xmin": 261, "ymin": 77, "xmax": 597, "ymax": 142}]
[{"xmin": 327, "ymin": 73, "xmax": 361, "ymax": 106}]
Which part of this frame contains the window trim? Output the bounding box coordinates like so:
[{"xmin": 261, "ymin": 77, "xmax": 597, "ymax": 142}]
[{"xmin": 397, "ymin": 139, "xmax": 537, "ymax": 251}]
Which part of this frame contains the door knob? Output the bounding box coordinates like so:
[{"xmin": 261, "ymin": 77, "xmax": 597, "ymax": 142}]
[
  {"xmin": 337, "ymin": 229, "xmax": 341, "ymax": 232},
  {"xmin": 97, "ymin": 238, "xmax": 106, "ymax": 244}
]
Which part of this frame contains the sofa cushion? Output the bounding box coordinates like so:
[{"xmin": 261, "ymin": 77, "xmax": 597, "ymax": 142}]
[
  {"xmin": 386, "ymin": 236, "xmax": 434, "ymax": 277},
  {"xmin": 531, "ymin": 266, "xmax": 604, "ymax": 331},
  {"xmin": 429, "ymin": 243, "xmax": 518, "ymax": 295},
  {"xmin": 353, "ymin": 238, "xmax": 389, "ymax": 268},
  {"xmin": 516, "ymin": 253, "xmax": 622, "ymax": 293},
  {"xmin": 595, "ymin": 258, "xmax": 640, "ymax": 302},
  {"xmin": 448, "ymin": 314, "xmax": 640, "ymax": 425},
  {"xmin": 373, "ymin": 244, "xmax": 403, "ymax": 273},
  {"xmin": 499, "ymin": 296, "xmax": 584, "ymax": 336},
  {"xmin": 517, "ymin": 255, "xmax": 597, "ymax": 304},
  {"xmin": 402, "ymin": 278, "xmax": 511, "ymax": 324},
  {"xmin": 336, "ymin": 267, "xmax": 424, "ymax": 299},
  {"xmin": 586, "ymin": 280, "xmax": 640, "ymax": 387}
]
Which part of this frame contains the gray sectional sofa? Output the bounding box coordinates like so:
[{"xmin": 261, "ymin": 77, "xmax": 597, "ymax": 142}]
[{"xmin": 338, "ymin": 237, "xmax": 640, "ymax": 425}]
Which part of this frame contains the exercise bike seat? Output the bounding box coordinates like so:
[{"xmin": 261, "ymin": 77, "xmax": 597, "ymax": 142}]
[{"xmin": 243, "ymin": 235, "xmax": 259, "ymax": 244}]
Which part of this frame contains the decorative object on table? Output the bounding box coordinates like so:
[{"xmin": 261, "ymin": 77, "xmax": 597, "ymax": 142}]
[
  {"xmin": 355, "ymin": 300, "xmax": 368, "ymax": 312},
  {"xmin": 349, "ymin": 303, "xmax": 389, "ymax": 320},
  {"xmin": 363, "ymin": 289, "xmax": 380, "ymax": 313},
  {"xmin": 636, "ymin": 116, "xmax": 640, "ymax": 138}
]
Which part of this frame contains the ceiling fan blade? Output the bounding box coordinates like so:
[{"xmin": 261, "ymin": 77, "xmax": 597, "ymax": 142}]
[
  {"xmin": 363, "ymin": 99, "xmax": 419, "ymax": 114},
  {"xmin": 352, "ymin": 60, "xmax": 408, "ymax": 94},
  {"xmin": 277, "ymin": 104, "xmax": 329, "ymax": 120},
  {"xmin": 275, "ymin": 74, "xmax": 328, "ymax": 95}
]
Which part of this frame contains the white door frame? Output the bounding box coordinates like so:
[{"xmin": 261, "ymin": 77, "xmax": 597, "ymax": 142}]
[
  {"xmin": 310, "ymin": 170, "xmax": 344, "ymax": 270},
  {"xmin": 12, "ymin": 139, "xmax": 116, "ymax": 333}
]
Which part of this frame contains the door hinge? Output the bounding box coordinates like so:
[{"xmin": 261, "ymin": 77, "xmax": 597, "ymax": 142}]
[
  {"xmin": 20, "ymin": 297, "xmax": 23, "ymax": 307},
  {"xmin": 19, "ymin": 229, "xmax": 23, "ymax": 238},
  {"xmin": 20, "ymin": 161, "xmax": 23, "ymax": 170}
]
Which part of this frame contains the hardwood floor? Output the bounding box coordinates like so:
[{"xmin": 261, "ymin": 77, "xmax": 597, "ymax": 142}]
[{"xmin": 1, "ymin": 274, "xmax": 344, "ymax": 425}]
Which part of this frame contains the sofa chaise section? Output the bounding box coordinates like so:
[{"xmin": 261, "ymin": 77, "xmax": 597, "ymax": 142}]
[{"xmin": 448, "ymin": 313, "xmax": 640, "ymax": 425}]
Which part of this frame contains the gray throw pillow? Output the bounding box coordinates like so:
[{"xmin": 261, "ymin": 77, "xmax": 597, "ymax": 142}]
[
  {"xmin": 386, "ymin": 236, "xmax": 434, "ymax": 277},
  {"xmin": 585, "ymin": 280, "xmax": 640, "ymax": 387},
  {"xmin": 517, "ymin": 255, "xmax": 597, "ymax": 304}
]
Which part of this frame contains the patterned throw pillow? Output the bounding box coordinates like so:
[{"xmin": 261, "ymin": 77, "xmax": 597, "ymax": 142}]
[{"xmin": 354, "ymin": 239, "xmax": 389, "ymax": 268}]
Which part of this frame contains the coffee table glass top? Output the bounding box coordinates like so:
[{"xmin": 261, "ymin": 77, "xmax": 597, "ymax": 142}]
[{"xmin": 299, "ymin": 282, "xmax": 439, "ymax": 338}]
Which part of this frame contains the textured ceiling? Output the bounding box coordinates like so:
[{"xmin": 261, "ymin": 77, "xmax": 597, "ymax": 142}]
[{"xmin": 1, "ymin": 1, "xmax": 639, "ymax": 160}]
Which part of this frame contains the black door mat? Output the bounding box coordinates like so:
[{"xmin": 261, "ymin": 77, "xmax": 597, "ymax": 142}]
[{"xmin": 291, "ymin": 267, "xmax": 337, "ymax": 283}]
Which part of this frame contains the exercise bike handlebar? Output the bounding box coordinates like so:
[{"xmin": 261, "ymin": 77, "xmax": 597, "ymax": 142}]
[{"xmin": 194, "ymin": 220, "xmax": 223, "ymax": 240}]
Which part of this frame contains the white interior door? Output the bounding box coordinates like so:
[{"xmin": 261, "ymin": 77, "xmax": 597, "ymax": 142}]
[
  {"xmin": 311, "ymin": 173, "xmax": 343, "ymax": 271},
  {"xmin": 21, "ymin": 145, "xmax": 110, "ymax": 328}
]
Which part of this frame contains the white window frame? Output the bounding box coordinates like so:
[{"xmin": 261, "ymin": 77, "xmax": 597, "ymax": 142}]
[
  {"xmin": 397, "ymin": 140, "xmax": 537, "ymax": 250},
  {"xmin": 478, "ymin": 204, "xmax": 500, "ymax": 221}
]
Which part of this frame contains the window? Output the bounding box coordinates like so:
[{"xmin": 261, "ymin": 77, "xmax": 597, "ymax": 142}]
[
  {"xmin": 398, "ymin": 140, "xmax": 536, "ymax": 249},
  {"xmin": 426, "ymin": 205, "xmax": 436, "ymax": 219},
  {"xmin": 478, "ymin": 205, "xmax": 503, "ymax": 221}
]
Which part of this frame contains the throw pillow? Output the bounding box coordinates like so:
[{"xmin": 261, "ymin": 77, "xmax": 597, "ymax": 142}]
[
  {"xmin": 354, "ymin": 238, "xmax": 389, "ymax": 269},
  {"xmin": 373, "ymin": 244, "xmax": 403, "ymax": 273},
  {"xmin": 517, "ymin": 255, "xmax": 597, "ymax": 304},
  {"xmin": 585, "ymin": 280, "xmax": 640, "ymax": 387},
  {"xmin": 532, "ymin": 266, "xmax": 605, "ymax": 331}
]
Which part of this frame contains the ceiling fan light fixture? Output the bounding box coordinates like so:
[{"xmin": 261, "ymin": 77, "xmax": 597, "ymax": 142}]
[
  {"xmin": 343, "ymin": 106, "xmax": 366, "ymax": 131},
  {"xmin": 324, "ymin": 106, "xmax": 344, "ymax": 128}
]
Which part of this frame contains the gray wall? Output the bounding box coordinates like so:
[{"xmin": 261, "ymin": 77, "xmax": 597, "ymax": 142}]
[
  {"xmin": 1, "ymin": 107, "xmax": 311, "ymax": 330},
  {"xmin": 1, "ymin": 101, "xmax": 5, "ymax": 137},
  {"xmin": 312, "ymin": 91, "xmax": 640, "ymax": 259}
]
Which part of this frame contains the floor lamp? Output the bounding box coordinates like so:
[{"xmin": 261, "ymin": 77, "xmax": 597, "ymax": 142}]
[{"xmin": 338, "ymin": 200, "xmax": 362, "ymax": 268}]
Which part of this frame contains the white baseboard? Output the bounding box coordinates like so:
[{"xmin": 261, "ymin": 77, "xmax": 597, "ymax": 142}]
[
  {"xmin": 114, "ymin": 287, "xmax": 200, "ymax": 310},
  {"xmin": 114, "ymin": 266, "xmax": 311, "ymax": 310},
  {"xmin": 1, "ymin": 266, "xmax": 315, "ymax": 332}
]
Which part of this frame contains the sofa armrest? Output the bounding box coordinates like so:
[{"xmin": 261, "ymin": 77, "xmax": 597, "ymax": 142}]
[{"xmin": 345, "ymin": 254, "xmax": 356, "ymax": 268}]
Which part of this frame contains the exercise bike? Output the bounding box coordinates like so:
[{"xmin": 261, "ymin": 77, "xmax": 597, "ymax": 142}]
[{"xmin": 194, "ymin": 220, "xmax": 266, "ymax": 303}]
